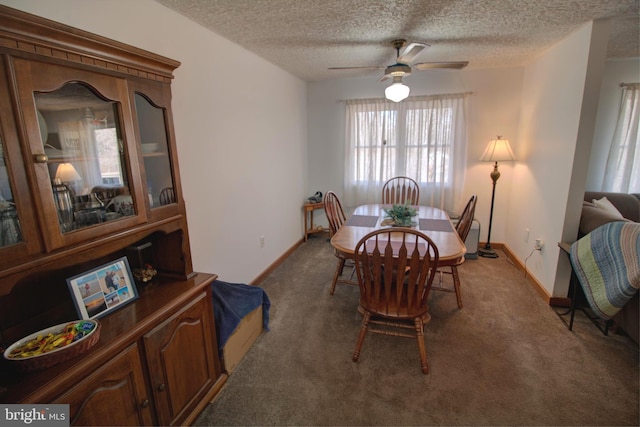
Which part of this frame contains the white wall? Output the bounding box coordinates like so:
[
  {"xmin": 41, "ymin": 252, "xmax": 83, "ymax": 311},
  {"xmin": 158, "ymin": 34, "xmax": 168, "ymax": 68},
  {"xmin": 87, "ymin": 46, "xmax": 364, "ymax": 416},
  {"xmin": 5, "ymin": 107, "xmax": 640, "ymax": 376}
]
[
  {"xmin": 587, "ymin": 58, "xmax": 640, "ymax": 190},
  {"xmin": 307, "ymin": 68, "xmax": 524, "ymax": 244},
  {"xmin": 506, "ymin": 21, "xmax": 610, "ymax": 297},
  {"xmin": 1, "ymin": 0, "xmax": 309, "ymax": 283}
]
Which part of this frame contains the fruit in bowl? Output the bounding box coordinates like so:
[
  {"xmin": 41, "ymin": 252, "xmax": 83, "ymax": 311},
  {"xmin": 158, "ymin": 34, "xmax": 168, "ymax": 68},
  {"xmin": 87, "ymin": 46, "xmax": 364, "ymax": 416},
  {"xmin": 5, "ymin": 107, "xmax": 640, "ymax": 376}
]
[
  {"xmin": 3, "ymin": 320, "xmax": 100, "ymax": 371},
  {"xmin": 6, "ymin": 320, "xmax": 97, "ymax": 359}
]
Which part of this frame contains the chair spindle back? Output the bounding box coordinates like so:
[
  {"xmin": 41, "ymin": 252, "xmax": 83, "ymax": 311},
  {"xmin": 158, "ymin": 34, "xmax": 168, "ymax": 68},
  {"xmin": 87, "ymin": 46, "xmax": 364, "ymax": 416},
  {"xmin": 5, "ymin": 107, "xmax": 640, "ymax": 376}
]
[
  {"xmin": 382, "ymin": 176, "xmax": 420, "ymax": 205},
  {"xmin": 455, "ymin": 194, "xmax": 477, "ymax": 242},
  {"xmin": 324, "ymin": 191, "xmax": 347, "ymax": 236},
  {"xmin": 354, "ymin": 228, "xmax": 439, "ymax": 318}
]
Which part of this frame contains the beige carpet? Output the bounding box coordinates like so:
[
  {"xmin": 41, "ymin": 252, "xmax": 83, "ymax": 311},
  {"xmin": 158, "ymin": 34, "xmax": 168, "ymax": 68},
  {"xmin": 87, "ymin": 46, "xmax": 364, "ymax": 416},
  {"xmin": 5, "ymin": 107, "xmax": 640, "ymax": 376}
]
[{"xmin": 195, "ymin": 235, "xmax": 639, "ymax": 426}]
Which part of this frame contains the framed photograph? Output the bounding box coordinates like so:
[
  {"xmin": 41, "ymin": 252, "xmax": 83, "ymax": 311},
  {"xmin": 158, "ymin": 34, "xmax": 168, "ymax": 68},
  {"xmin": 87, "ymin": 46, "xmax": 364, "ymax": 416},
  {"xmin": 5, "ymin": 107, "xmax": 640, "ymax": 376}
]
[{"xmin": 67, "ymin": 256, "xmax": 138, "ymax": 320}]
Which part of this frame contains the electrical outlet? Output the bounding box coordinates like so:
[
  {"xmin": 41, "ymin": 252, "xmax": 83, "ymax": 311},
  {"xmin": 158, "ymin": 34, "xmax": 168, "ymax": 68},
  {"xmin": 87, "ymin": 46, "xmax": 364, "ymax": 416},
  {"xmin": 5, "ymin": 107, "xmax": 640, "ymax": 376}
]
[{"xmin": 534, "ymin": 238, "xmax": 544, "ymax": 250}]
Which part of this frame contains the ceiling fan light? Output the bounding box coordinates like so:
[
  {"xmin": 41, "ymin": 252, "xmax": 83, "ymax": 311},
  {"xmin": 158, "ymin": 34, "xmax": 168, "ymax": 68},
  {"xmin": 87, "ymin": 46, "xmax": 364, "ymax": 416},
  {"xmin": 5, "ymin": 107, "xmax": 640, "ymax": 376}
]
[{"xmin": 385, "ymin": 77, "xmax": 410, "ymax": 102}]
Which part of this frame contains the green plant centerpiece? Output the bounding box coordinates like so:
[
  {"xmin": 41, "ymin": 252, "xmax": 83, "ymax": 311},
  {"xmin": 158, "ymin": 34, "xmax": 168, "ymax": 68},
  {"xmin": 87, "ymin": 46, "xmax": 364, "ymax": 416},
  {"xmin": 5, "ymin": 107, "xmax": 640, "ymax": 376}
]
[{"xmin": 383, "ymin": 203, "xmax": 418, "ymax": 227}]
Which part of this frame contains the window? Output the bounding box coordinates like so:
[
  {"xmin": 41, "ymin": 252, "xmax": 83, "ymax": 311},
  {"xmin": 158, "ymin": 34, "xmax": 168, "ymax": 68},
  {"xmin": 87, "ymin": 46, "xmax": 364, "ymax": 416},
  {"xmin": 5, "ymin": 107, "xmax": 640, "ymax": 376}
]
[
  {"xmin": 404, "ymin": 105, "xmax": 454, "ymax": 183},
  {"xmin": 602, "ymin": 83, "xmax": 639, "ymax": 193},
  {"xmin": 344, "ymin": 93, "xmax": 469, "ymax": 211},
  {"xmin": 95, "ymin": 127, "xmax": 123, "ymax": 185}
]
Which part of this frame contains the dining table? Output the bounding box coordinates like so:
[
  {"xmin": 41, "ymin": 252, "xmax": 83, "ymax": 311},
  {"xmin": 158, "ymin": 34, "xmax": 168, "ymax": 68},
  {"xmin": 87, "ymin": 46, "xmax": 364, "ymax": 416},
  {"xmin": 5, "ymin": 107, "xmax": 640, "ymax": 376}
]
[{"xmin": 330, "ymin": 204, "xmax": 467, "ymax": 267}]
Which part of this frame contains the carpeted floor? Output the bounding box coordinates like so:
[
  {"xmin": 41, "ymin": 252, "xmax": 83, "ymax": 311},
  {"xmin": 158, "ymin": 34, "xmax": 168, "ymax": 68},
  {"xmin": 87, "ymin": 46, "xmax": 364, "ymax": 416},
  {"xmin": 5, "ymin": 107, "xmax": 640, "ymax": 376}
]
[{"xmin": 195, "ymin": 235, "xmax": 639, "ymax": 426}]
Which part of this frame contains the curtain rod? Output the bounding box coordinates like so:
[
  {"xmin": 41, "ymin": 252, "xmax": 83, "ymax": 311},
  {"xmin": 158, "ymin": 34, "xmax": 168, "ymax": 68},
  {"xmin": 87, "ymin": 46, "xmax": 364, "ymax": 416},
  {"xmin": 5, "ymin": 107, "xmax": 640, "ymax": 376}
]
[{"xmin": 620, "ymin": 82, "xmax": 639, "ymax": 88}]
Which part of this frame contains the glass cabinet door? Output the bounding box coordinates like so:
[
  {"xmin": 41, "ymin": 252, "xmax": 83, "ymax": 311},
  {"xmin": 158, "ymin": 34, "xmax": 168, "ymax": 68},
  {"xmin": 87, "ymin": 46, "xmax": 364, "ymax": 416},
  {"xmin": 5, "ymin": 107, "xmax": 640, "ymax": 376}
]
[
  {"xmin": 0, "ymin": 133, "xmax": 22, "ymax": 248},
  {"xmin": 134, "ymin": 93, "xmax": 175, "ymax": 208},
  {"xmin": 0, "ymin": 63, "xmax": 41, "ymax": 264},
  {"xmin": 35, "ymin": 82, "xmax": 134, "ymax": 234},
  {"xmin": 13, "ymin": 57, "xmax": 146, "ymax": 251}
]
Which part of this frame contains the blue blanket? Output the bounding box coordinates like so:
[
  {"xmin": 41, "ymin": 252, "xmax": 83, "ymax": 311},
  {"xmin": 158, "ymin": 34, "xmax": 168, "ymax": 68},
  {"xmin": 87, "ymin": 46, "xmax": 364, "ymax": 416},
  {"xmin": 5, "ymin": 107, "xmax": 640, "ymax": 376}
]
[
  {"xmin": 570, "ymin": 221, "xmax": 640, "ymax": 319},
  {"xmin": 211, "ymin": 280, "xmax": 270, "ymax": 354}
]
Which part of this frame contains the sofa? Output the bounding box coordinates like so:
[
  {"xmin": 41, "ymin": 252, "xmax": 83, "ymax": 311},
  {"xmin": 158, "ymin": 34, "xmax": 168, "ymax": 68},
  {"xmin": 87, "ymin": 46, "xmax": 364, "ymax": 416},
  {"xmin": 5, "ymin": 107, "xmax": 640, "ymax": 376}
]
[
  {"xmin": 581, "ymin": 191, "xmax": 639, "ymax": 235},
  {"xmin": 578, "ymin": 191, "xmax": 639, "ymax": 343}
]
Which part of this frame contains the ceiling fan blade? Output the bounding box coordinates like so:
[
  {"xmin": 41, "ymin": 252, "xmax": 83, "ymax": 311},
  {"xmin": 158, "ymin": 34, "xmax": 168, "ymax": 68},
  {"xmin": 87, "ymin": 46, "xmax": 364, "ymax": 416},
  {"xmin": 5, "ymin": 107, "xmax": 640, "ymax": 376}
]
[
  {"xmin": 397, "ymin": 42, "xmax": 429, "ymax": 63},
  {"xmin": 328, "ymin": 66, "xmax": 384, "ymax": 71},
  {"xmin": 413, "ymin": 61, "xmax": 469, "ymax": 70}
]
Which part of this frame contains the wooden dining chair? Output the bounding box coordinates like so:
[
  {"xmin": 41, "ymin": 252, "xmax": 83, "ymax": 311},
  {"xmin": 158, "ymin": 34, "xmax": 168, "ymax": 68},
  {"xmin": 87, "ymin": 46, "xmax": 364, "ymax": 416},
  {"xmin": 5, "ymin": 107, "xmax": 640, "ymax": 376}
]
[
  {"xmin": 90, "ymin": 185, "xmax": 127, "ymax": 206},
  {"xmin": 432, "ymin": 194, "xmax": 477, "ymax": 309},
  {"xmin": 159, "ymin": 187, "xmax": 175, "ymax": 205},
  {"xmin": 323, "ymin": 191, "xmax": 358, "ymax": 295},
  {"xmin": 381, "ymin": 176, "xmax": 420, "ymax": 205},
  {"xmin": 352, "ymin": 228, "xmax": 439, "ymax": 374}
]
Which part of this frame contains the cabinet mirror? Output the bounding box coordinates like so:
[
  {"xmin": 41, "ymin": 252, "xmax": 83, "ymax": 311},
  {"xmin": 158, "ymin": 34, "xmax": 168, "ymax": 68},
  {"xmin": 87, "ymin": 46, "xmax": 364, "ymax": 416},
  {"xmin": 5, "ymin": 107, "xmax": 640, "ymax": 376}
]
[
  {"xmin": 134, "ymin": 93, "xmax": 175, "ymax": 208},
  {"xmin": 35, "ymin": 83, "xmax": 134, "ymax": 233}
]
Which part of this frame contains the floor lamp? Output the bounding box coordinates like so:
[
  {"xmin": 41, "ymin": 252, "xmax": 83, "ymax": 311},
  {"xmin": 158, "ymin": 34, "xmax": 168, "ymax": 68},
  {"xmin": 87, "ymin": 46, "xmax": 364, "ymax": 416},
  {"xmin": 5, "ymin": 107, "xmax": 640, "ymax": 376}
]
[{"xmin": 478, "ymin": 136, "xmax": 515, "ymax": 258}]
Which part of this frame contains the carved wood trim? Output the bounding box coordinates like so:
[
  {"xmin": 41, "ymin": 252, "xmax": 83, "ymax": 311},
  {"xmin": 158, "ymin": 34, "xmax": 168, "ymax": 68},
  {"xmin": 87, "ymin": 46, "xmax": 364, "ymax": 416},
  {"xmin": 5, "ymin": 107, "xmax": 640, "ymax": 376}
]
[{"xmin": 0, "ymin": 5, "xmax": 179, "ymax": 82}]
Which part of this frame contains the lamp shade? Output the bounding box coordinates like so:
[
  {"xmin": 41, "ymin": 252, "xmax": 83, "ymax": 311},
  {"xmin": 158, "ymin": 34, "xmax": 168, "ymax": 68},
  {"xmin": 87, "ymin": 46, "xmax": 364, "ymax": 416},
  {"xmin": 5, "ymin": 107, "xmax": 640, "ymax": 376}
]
[
  {"xmin": 385, "ymin": 76, "xmax": 410, "ymax": 102},
  {"xmin": 480, "ymin": 136, "xmax": 516, "ymax": 162},
  {"xmin": 55, "ymin": 162, "xmax": 82, "ymax": 182}
]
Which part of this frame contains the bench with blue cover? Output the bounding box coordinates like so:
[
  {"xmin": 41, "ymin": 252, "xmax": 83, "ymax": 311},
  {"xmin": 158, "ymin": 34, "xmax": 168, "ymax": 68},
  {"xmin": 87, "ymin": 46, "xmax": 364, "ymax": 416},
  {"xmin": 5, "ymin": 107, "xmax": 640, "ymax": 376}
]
[{"xmin": 211, "ymin": 280, "xmax": 270, "ymax": 355}]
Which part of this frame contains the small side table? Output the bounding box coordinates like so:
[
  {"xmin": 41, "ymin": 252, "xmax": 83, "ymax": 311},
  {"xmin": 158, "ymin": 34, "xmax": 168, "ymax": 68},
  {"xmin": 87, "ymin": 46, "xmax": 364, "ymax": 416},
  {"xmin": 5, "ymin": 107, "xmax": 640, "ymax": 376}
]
[
  {"xmin": 556, "ymin": 241, "xmax": 612, "ymax": 335},
  {"xmin": 303, "ymin": 202, "xmax": 325, "ymax": 241}
]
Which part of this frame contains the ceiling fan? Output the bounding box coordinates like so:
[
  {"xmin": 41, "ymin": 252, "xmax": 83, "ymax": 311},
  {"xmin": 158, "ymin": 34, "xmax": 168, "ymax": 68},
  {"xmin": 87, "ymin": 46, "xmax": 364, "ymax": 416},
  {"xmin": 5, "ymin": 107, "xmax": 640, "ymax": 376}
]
[{"xmin": 329, "ymin": 39, "xmax": 468, "ymax": 102}]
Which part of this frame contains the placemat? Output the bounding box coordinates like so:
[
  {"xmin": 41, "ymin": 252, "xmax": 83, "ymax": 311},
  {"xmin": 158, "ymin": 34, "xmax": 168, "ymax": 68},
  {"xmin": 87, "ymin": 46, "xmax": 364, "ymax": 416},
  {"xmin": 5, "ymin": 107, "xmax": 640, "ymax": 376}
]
[
  {"xmin": 346, "ymin": 215, "xmax": 379, "ymax": 227},
  {"xmin": 419, "ymin": 218, "xmax": 454, "ymax": 232}
]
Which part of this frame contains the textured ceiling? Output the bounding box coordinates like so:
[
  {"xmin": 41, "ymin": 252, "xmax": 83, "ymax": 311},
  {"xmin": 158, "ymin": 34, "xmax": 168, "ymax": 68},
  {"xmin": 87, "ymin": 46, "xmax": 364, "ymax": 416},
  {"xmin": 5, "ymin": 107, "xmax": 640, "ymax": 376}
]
[{"xmin": 154, "ymin": 0, "xmax": 639, "ymax": 82}]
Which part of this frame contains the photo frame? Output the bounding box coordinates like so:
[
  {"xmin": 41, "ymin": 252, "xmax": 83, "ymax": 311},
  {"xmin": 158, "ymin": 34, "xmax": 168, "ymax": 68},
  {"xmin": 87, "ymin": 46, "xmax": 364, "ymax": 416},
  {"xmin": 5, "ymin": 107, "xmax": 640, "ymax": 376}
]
[{"xmin": 67, "ymin": 256, "xmax": 138, "ymax": 320}]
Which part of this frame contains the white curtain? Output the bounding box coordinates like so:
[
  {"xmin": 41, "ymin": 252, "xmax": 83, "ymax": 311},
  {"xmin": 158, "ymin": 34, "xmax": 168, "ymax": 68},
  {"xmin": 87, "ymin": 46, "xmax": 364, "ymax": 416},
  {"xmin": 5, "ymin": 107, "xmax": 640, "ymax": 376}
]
[
  {"xmin": 343, "ymin": 93, "xmax": 469, "ymax": 212},
  {"xmin": 58, "ymin": 115, "xmax": 101, "ymax": 193},
  {"xmin": 602, "ymin": 84, "xmax": 640, "ymax": 193}
]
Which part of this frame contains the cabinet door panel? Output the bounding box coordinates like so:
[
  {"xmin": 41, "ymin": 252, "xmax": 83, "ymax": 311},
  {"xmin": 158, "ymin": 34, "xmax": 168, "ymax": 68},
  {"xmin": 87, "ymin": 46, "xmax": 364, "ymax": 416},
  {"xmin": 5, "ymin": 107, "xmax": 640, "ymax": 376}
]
[
  {"xmin": 143, "ymin": 292, "xmax": 217, "ymax": 426},
  {"xmin": 54, "ymin": 344, "xmax": 154, "ymax": 426},
  {"xmin": 11, "ymin": 57, "xmax": 147, "ymax": 251},
  {"xmin": 0, "ymin": 62, "xmax": 41, "ymax": 267},
  {"xmin": 128, "ymin": 78, "xmax": 182, "ymax": 220}
]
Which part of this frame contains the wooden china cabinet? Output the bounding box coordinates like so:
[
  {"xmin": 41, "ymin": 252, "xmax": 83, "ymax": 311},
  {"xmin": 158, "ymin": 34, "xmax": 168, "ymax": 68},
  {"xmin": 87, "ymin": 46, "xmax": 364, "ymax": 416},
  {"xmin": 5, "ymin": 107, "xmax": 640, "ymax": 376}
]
[{"xmin": 0, "ymin": 5, "xmax": 226, "ymax": 425}]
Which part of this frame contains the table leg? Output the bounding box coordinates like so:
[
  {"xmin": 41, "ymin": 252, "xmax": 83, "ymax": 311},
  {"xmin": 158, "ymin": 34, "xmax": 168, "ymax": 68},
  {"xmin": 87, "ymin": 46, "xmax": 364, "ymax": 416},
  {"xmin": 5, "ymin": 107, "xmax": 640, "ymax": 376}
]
[{"xmin": 304, "ymin": 208, "xmax": 309, "ymax": 241}]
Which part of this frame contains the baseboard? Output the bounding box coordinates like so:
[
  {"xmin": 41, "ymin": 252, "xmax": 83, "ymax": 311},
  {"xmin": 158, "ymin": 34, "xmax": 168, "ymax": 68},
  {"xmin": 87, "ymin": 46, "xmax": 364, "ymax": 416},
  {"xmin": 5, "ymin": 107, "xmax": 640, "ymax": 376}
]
[
  {"xmin": 498, "ymin": 243, "xmax": 552, "ymax": 304},
  {"xmin": 250, "ymin": 238, "xmax": 305, "ymax": 285},
  {"xmin": 479, "ymin": 241, "xmax": 504, "ymax": 251},
  {"xmin": 481, "ymin": 241, "xmax": 551, "ymax": 303}
]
